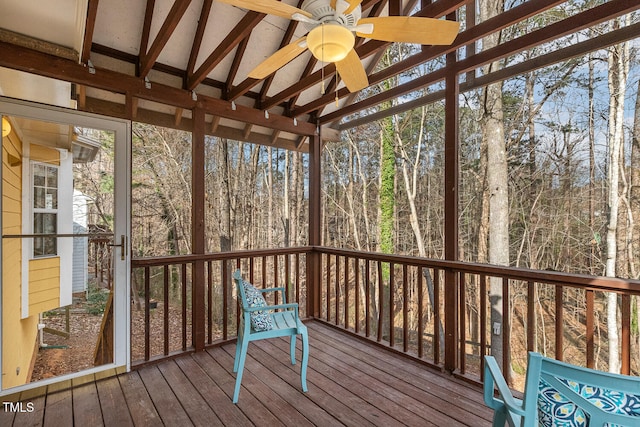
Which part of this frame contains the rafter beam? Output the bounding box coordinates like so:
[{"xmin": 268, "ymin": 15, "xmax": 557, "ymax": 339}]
[
  {"xmin": 225, "ymin": 37, "xmax": 250, "ymax": 98},
  {"xmin": 187, "ymin": 11, "xmax": 265, "ymax": 90},
  {"xmin": 187, "ymin": 0, "xmax": 214, "ymax": 78},
  {"xmin": 340, "ymin": 19, "xmax": 640, "ymax": 129},
  {"xmin": 229, "ymin": 0, "xmax": 304, "ymax": 102},
  {"xmin": 140, "ymin": 0, "xmax": 192, "ymax": 78},
  {"xmin": 319, "ymin": 0, "xmax": 637, "ymax": 124},
  {"xmin": 81, "ymin": 0, "xmax": 100, "ymax": 64},
  {"xmin": 0, "ymin": 40, "xmax": 317, "ymax": 136}
]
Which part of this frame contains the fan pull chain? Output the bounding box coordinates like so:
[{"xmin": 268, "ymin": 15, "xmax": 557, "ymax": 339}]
[{"xmin": 335, "ymin": 72, "xmax": 339, "ymax": 107}]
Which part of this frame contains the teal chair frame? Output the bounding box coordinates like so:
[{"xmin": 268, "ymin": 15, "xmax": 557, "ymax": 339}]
[
  {"xmin": 232, "ymin": 269, "xmax": 308, "ymax": 403},
  {"xmin": 484, "ymin": 351, "xmax": 640, "ymax": 426}
]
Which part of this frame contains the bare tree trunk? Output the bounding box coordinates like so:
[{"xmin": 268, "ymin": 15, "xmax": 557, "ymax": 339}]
[
  {"xmin": 605, "ymin": 17, "xmax": 630, "ymax": 373},
  {"xmin": 480, "ymin": 0, "xmax": 507, "ymax": 368},
  {"xmin": 394, "ymin": 106, "xmax": 445, "ymax": 351},
  {"xmin": 218, "ymin": 139, "xmax": 231, "ymax": 252}
]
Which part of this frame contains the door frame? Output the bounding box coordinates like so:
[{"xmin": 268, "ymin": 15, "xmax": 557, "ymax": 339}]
[{"xmin": 0, "ymin": 96, "xmax": 131, "ymax": 394}]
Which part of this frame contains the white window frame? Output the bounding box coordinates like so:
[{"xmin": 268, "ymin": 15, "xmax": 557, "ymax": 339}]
[{"xmin": 31, "ymin": 161, "xmax": 59, "ymax": 258}]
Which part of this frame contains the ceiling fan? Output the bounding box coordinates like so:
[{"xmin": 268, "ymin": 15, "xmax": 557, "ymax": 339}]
[{"xmin": 217, "ymin": 0, "xmax": 460, "ymax": 92}]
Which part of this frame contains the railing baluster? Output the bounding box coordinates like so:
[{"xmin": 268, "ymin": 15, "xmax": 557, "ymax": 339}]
[
  {"xmin": 460, "ymin": 273, "xmax": 467, "ymax": 374},
  {"xmin": 274, "ymin": 255, "xmax": 279, "ymax": 305},
  {"xmin": 144, "ymin": 266, "xmax": 150, "ymax": 361},
  {"xmin": 182, "ymin": 263, "xmax": 187, "ymax": 352},
  {"xmin": 502, "ymin": 277, "xmax": 510, "ymax": 385},
  {"xmin": 365, "ymin": 259, "xmax": 371, "ymax": 338},
  {"xmin": 622, "ymin": 293, "xmax": 631, "ymax": 375},
  {"xmin": 377, "ymin": 261, "xmax": 383, "ymax": 343},
  {"xmin": 433, "ymin": 268, "xmax": 440, "ymax": 366},
  {"xmin": 164, "ymin": 265, "xmax": 169, "ymax": 356},
  {"xmin": 389, "ymin": 262, "xmax": 395, "ymax": 348},
  {"xmin": 417, "ymin": 266, "xmax": 424, "ymax": 359},
  {"xmin": 479, "ymin": 273, "xmax": 487, "ymax": 380},
  {"xmin": 586, "ymin": 289, "xmax": 594, "ymax": 368},
  {"xmin": 355, "ymin": 258, "xmax": 360, "ymax": 334},
  {"xmin": 403, "ymin": 264, "xmax": 408, "ymax": 354},
  {"xmin": 555, "ymin": 284, "xmax": 563, "ymax": 361},
  {"xmin": 326, "ymin": 254, "xmax": 331, "ymax": 322},
  {"xmin": 527, "ymin": 281, "xmax": 535, "ymax": 353},
  {"xmin": 345, "ymin": 256, "xmax": 350, "ymax": 330},
  {"xmin": 335, "ymin": 255, "xmax": 340, "ymax": 326},
  {"xmin": 223, "ymin": 259, "xmax": 228, "ymax": 341},
  {"xmin": 207, "ymin": 261, "xmax": 212, "ymax": 344}
]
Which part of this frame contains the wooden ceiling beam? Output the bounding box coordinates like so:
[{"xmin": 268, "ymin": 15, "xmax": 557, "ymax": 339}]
[
  {"xmin": 140, "ymin": 0, "xmax": 192, "ymax": 78},
  {"xmin": 139, "ymin": 0, "xmax": 155, "ymax": 76},
  {"xmin": 187, "ymin": 11, "xmax": 265, "ymax": 91},
  {"xmin": 186, "ymin": 0, "xmax": 214, "ymax": 78},
  {"xmin": 262, "ymin": 0, "xmax": 466, "ymax": 111},
  {"xmin": 225, "ymin": 37, "xmax": 250, "ymax": 98},
  {"xmin": 81, "ymin": 0, "xmax": 100, "ymax": 64},
  {"xmin": 340, "ymin": 20, "xmax": 640, "ymax": 129},
  {"xmin": 228, "ymin": 0, "xmax": 304, "ymax": 102},
  {"xmin": 319, "ymin": 0, "xmax": 637, "ymax": 123},
  {"xmin": 0, "ymin": 40, "xmax": 316, "ymax": 136},
  {"xmin": 83, "ymin": 96, "xmax": 309, "ymax": 152}
]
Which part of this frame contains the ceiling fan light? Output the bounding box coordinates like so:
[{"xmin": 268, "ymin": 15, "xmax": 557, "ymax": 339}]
[
  {"xmin": 307, "ymin": 24, "xmax": 355, "ymax": 63},
  {"xmin": 2, "ymin": 117, "xmax": 11, "ymax": 137}
]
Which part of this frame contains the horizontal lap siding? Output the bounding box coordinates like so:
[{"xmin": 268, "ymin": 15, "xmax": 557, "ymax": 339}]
[{"xmin": 28, "ymin": 257, "xmax": 61, "ymax": 315}]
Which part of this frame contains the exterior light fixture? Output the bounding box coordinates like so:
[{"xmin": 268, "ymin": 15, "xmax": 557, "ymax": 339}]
[
  {"xmin": 306, "ymin": 24, "xmax": 354, "ymax": 63},
  {"xmin": 2, "ymin": 117, "xmax": 11, "ymax": 137}
]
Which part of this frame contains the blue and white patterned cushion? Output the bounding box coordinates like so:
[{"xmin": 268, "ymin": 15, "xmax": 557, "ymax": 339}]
[
  {"xmin": 242, "ymin": 280, "xmax": 273, "ymax": 332},
  {"xmin": 537, "ymin": 376, "xmax": 640, "ymax": 427}
]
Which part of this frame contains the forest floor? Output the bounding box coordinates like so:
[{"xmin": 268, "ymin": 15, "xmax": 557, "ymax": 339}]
[{"xmin": 30, "ymin": 294, "xmax": 187, "ymax": 383}]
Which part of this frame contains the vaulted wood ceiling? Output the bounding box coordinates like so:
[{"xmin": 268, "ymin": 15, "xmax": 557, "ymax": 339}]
[{"xmin": 0, "ymin": 0, "xmax": 638, "ymax": 151}]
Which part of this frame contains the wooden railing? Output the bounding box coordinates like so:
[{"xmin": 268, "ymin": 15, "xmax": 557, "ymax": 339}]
[
  {"xmin": 131, "ymin": 246, "xmax": 640, "ymax": 389},
  {"xmin": 315, "ymin": 247, "xmax": 640, "ymax": 388},
  {"xmin": 130, "ymin": 247, "xmax": 308, "ymax": 365}
]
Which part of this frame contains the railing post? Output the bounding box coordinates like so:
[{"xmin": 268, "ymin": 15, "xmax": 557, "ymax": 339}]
[
  {"xmin": 443, "ymin": 16, "xmax": 460, "ymax": 374},
  {"xmin": 307, "ymin": 132, "xmax": 322, "ymax": 317},
  {"xmin": 191, "ymin": 106, "xmax": 206, "ymax": 351}
]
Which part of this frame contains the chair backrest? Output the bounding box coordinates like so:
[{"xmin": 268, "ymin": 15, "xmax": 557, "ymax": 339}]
[{"xmin": 522, "ymin": 352, "xmax": 640, "ymax": 426}]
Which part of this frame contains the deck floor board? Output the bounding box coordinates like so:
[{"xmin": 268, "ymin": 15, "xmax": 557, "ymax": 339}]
[{"xmin": 1, "ymin": 320, "xmax": 492, "ymax": 426}]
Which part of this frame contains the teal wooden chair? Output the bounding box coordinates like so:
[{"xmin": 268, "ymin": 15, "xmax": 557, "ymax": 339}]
[
  {"xmin": 232, "ymin": 269, "xmax": 308, "ymax": 403},
  {"xmin": 484, "ymin": 352, "xmax": 640, "ymax": 426}
]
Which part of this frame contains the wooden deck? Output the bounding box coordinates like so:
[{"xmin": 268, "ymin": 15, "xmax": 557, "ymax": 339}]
[{"xmin": 1, "ymin": 321, "xmax": 493, "ymax": 426}]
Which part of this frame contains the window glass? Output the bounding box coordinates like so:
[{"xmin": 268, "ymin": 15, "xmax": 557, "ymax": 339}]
[{"xmin": 33, "ymin": 163, "xmax": 58, "ymax": 257}]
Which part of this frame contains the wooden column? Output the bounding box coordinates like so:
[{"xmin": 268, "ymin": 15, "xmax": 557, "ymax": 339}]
[
  {"xmin": 307, "ymin": 131, "xmax": 322, "ymax": 318},
  {"xmin": 443, "ymin": 23, "xmax": 460, "ymax": 373},
  {"xmin": 192, "ymin": 105, "xmax": 206, "ymax": 351}
]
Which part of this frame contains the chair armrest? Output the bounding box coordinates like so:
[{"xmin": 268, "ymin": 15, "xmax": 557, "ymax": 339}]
[
  {"xmin": 484, "ymin": 356, "xmax": 526, "ymax": 416},
  {"xmin": 259, "ymin": 287, "xmax": 286, "ymax": 294},
  {"xmin": 244, "ymin": 303, "xmax": 299, "ymax": 313}
]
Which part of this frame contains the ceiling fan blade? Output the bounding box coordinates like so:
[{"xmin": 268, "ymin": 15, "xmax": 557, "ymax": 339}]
[
  {"xmin": 216, "ymin": 0, "xmax": 312, "ymax": 20},
  {"xmin": 335, "ymin": 49, "xmax": 368, "ymax": 93},
  {"xmin": 248, "ymin": 37, "xmax": 308, "ymax": 80},
  {"xmin": 330, "ymin": 0, "xmax": 362, "ymax": 15},
  {"xmin": 356, "ymin": 17, "xmax": 460, "ymax": 45}
]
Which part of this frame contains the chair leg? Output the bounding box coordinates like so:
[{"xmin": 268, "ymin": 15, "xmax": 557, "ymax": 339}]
[
  {"xmin": 232, "ymin": 338, "xmax": 249, "ymax": 404},
  {"xmin": 300, "ymin": 331, "xmax": 309, "ymax": 393},
  {"xmin": 290, "ymin": 335, "xmax": 297, "ymax": 365},
  {"xmin": 233, "ymin": 332, "xmax": 244, "ymax": 373}
]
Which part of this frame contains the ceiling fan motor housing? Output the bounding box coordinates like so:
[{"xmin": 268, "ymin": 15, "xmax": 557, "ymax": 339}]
[{"xmin": 300, "ymin": 0, "xmax": 361, "ymax": 31}]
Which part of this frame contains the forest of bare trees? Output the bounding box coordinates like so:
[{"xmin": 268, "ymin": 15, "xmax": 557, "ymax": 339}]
[{"xmin": 120, "ymin": 4, "xmax": 640, "ymax": 374}]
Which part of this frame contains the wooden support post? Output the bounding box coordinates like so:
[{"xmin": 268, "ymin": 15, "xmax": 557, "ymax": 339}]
[
  {"xmin": 307, "ymin": 131, "xmax": 322, "ymax": 318},
  {"xmin": 443, "ymin": 22, "xmax": 459, "ymax": 373},
  {"xmin": 192, "ymin": 106, "xmax": 206, "ymax": 351}
]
